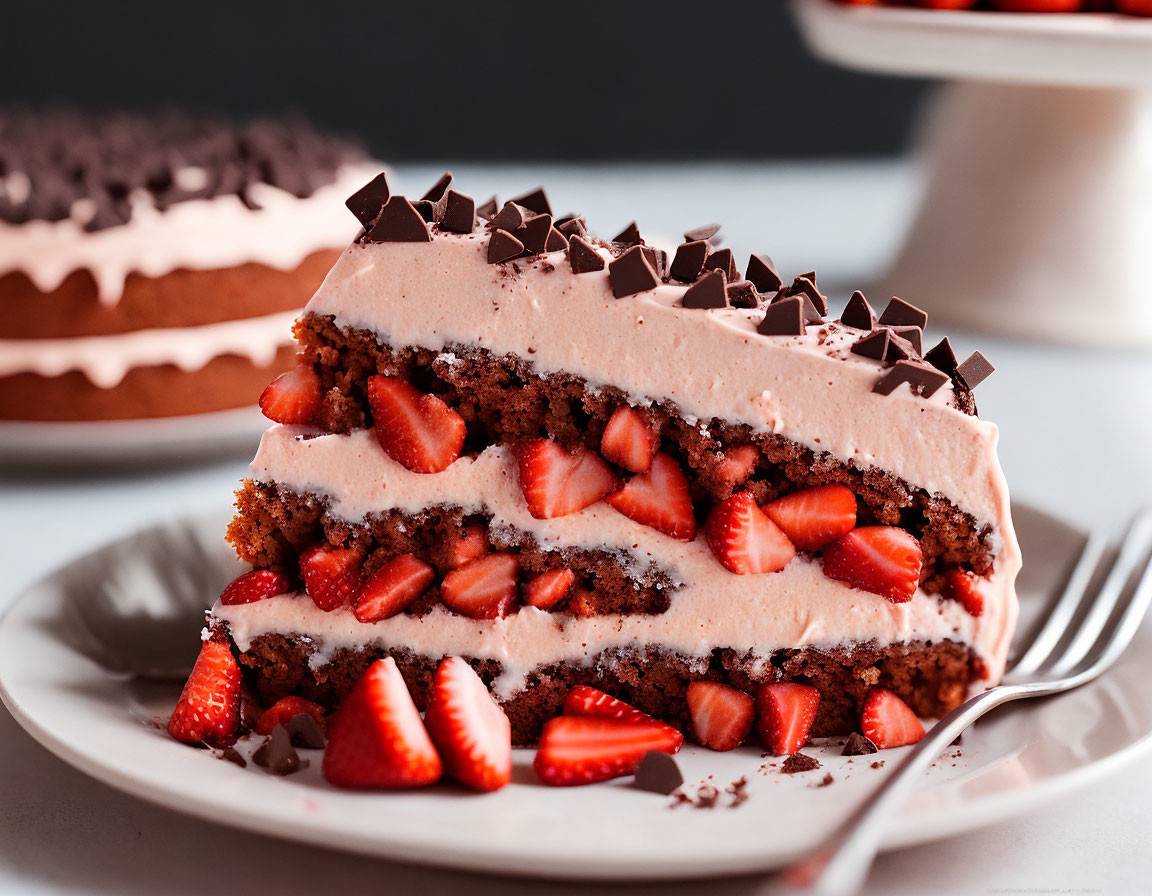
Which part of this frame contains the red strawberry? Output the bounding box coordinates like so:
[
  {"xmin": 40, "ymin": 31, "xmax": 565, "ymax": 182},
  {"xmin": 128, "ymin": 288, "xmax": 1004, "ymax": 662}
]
[
  {"xmin": 439, "ymin": 553, "xmax": 520, "ymax": 618},
  {"xmin": 444, "ymin": 523, "xmax": 489, "ymax": 569},
  {"xmin": 533, "ymin": 715, "xmax": 682, "ymax": 786},
  {"xmin": 756, "ymin": 682, "xmax": 821, "ymax": 755},
  {"xmin": 563, "ymin": 685, "xmax": 681, "ymax": 747},
  {"xmin": 354, "ymin": 554, "xmax": 435, "ymax": 623},
  {"xmin": 861, "ymin": 687, "xmax": 925, "ymax": 749},
  {"xmin": 714, "ymin": 445, "xmax": 759, "ymax": 490},
  {"xmin": 259, "ymin": 361, "xmax": 321, "ymax": 425},
  {"xmin": 423, "ymin": 657, "xmax": 512, "ymax": 791},
  {"xmin": 255, "ymin": 696, "xmax": 327, "ymax": 736},
  {"xmin": 600, "ymin": 405, "xmax": 657, "ymax": 473},
  {"xmin": 686, "ymin": 681, "xmax": 754, "ymax": 752},
  {"xmin": 168, "ymin": 640, "xmax": 241, "ymax": 748},
  {"xmin": 219, "ymin": 568, "xmax": 294, "ymax": 606},
  {"xmin": 822, "ymin": 526, "xmax": 922, "ymax": 603},
  {"xmin": 365, "ymin": 375, "xmax": 466, "ymax": 474},
  {"xmin": 523, "ymin": 568, "xmax": 576, "ymax": 610},
  {"xmin": 763, "ymin": 484, "xmax": 857, "ymax": 551},
  {"xmin": 515, "ymin": 439, "xmax": 619, "ymax": 519},
  {"xmin": 300, "ymin": 544, "xmax": 363, "ymax": 612},
  {"xmin": 606, "ymin": 453, "xmax": 698, "ymax": 541},
  {"xmin": 1117, "ymin": 0, "xmax": 1152, "ymax": 13},
  {"xmin": 946, "ymin": 569, "xmax": 984, "ymax": 617},
  {"xmin": 915, "ymin": 0, "xmax": 978, "ymax": 8},
  {"xmin": 992, "ymin": 0, "xmax": 1081, "ymax": 10},
  {"xmin": 322, "ymin": 657, "xmax": 443, "ymax": 788},
  {"xmin": 704, "ymin": 491, "xmax": 796, "ymax": 574}
]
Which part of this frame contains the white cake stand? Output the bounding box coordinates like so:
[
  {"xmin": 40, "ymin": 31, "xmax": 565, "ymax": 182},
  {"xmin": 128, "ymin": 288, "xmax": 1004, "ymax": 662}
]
[{"xmin": 792, "ymin": 0, "xmax": 1152, "ymax": 345}]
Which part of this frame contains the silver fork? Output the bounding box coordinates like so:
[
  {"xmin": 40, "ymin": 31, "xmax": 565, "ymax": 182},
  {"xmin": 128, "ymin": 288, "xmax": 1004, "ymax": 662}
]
[{"xmin": 765, "ymin": 509, "xmax": 1152, "ymax": 896}]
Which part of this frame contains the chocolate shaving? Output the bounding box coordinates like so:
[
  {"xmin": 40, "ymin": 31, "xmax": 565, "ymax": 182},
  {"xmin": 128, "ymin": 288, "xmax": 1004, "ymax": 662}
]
[
  {"xmin": 487, "ymin": 228, "xmax": 524, "ymax": 264},
  {"xmin": 842, "ymin": 732, "xmax": 879, "ymax": 756},
  {"xmin": 252, "ymin": 725, "xmax": 307, "ymax": 776},
  {"xmin": 612, "ymin": 221, "xmax": 643, "ymax": 246},
  {"xmin": 438, "ymin": 190, "xmax": 475, "ymax": 234},
  {"xmin": 956, "ymin": 352, "xmax": 995, "ymax": 390},
  {"xmin": 421, "ymin": 172, "xmax": 452, "ymax": 203},
  {"xmin": 924, "ymin": 337, "xmax": 958, "ymax": 375},
  {"xmin": 874, "ymin": 360, "xmax": 950, "ymax": 398},
  {"xmin": 879, "ymin": 296, "xmax": 928, "ymax": 330},
  {"xmin": 684, "ymin": 223, "xmax": 721, "ymax": 242},
  {"xmin": 851, "ymin": 329, "xmax": 890, "ymax": 361},
  {"xmin": 510, "ymin": 187, "xmax": 551, "ymax": 216},
  {"xmin": 840, "ymin": 290, "xmax": 876, "ymax": 330},
  {"xmin": 703, "ymin": 248, "xmax": 738, "ymax": 281},
  {"xmin": 488, "ymin": 201, "xmax": 529, "ymax": 232},
  {"xmin": 746, "ymin": 254, "xmax": 782, "ymax": 293},
  {"xmin": 726, "ymin": 280, "xmax": 759, "ymax": 309},
  {"xmin": 670, "ymin": 240, "xmax": 709, "ymax": 283},
  {"xmin": 365, "ymin": 196, "xmax": 431, "ymax": 243},
  {"xmin": 608, "ymin": 245, "xmax": 660, "ymax": 298},
  {"xmin": 781, "ymin": 753, "xmax": 822, "ymax": 774},
  {"xmin": 476, "ymin": 196, "xmax": 498, "ymax": 220},
  {"xmin": 682, "ymin": 269, "xmax": 728, "ymax": 309},
  {"xmin": 757, "ymin": 297, "xmax": 805, "ymax": 336},
  {"xmin": 567, "ymin": 235, "xmax": 605, "ymax": 274},
  {"xmin": 345, "ymin": 172, "xmax": 390, "ymax": 227},
  {"xmin": 634, "ymin": 751, "xmax": 684, "ymax": 795}
]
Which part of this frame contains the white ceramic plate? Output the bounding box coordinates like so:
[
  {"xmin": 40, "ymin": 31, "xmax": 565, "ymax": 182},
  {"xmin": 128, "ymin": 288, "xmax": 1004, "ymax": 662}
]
[{"xmin": 1, "ymin": 504, "xmax": 1150, "ymax": 881}]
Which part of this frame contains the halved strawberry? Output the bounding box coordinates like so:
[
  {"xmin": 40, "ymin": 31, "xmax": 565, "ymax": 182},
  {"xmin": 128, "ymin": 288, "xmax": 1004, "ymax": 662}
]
[
  {"xmin": 259, "ymin": 361, "xmax": 321, "ymax": 425},
  {"xmin": 515, "ymin": 439, "xmax": 618, "ymax": 519},
  {"xmin": 704, "ymin": 491, "xmax": 796, "ymax": 574},
  {"xmin": 686, "ymin": 681, "xmax": 754, "ymax": 752},
  {"xmin": 563, "ymin": 685, "xmax": 681, "ymax": 748},
  {"xmin": 168, "ymin": 640, "xmax": 241, "ymax": 748},
  {"xmin": 423, "ymin": 657, "xmax": 512, "ymax": 791},
  {"xmin": 255, "ymin": 696, "xmax": 327, "ymax": 736},
  {"xmin": 439, "ymin": 553, "xmax": 520, "ymax": 618},
  {"xmin": 763, "ymin": 484, "xmax": 858, "ymax": 551},
  {"xmin": 322, "ymin": 657, "xmax": 443, "ymax": 788},
  {"xmin": 444, "ymin": 523, "xmax": 489, "ymax": 569},
  {"xmin": 533, "ymin": 715, "xmax": 682, "ymax": 786},
  {"xmin": 354, "ymin": 554, "xmax": 435, "ymax": 623},
  {"xmin": 365, "ymin": 375, "xmax": 466, "ymax": 474},
  {"xmin": 523, "ymin": 568, "xmax": 576, "ymax": 610},
  {"xmin": 300, "ymin": 544, "xmax": 363, "ymax": 612},
  {"xmin": 756, "ymin": 682, "xmax": 821, "ymax": 755},
  {"xmin": 945, "ymin": 569, "xmax": 984, "ymax": 617},
  {"xmin": 600, "ymin": 405, "xmax": 657, "ymax": 473},
  {"xmin": 714, "ymin": 445, "xmax": 760, "ymax": 490},
  {"xmin": 219, "ymin": 568, "xmax": 294, "ymax": 606},
  {"xmin": 861, "ymin": 687, "xmax": 925, "ymax": 750},
  {"xmin": 606, "ymin": 453, "xmax": 697, "ymax": 541},
  {"xmin": 822, "ymin": 526, "xmax": 922, "ymax": 603}
]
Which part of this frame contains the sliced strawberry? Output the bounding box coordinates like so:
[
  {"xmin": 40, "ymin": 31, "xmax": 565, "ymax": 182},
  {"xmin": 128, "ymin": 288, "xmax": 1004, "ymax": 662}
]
[
  {"xmin": 756, "ymin": 682, "xmax": 821, "ymax": 755},
  {"xmin": 533, "ymin": 715, "xmax": 682, "ymax": 787},
  {"xmin": 822, "ymin": 526, "xmax": 922, "ymax": 603},
  {"xmin": 168, "ymin": 640, "xmax": 241, "ymax": 748},
  {"xmin": 945, "ymin": 569, "xmax": 984, "ymax": 617},
  {"xmin": 523, "ymin": 568, "xmax": 576, "ymax": 610},
  {"xmin": 322, "ymin": 657, "xmax": 443, "ymax": 788},
  {"xmin": 354, "ymin": 554, "xmax": 435, "ymax": 623},
  {"xmin": 563, "ymin": 685, "xmax": 682, "ymax": 749},
  {"xmin": 514, "ymin": 438, "xmax": 619, "ymax": 519},
  {"xmin": 444, "ymin": 523, "xmax": 489, "ymax": 569},
  {"xmin": 255, "ymin": 696, "xmax": 327, "ymax": 736},
  {"xmin": 606, "ymin": 453, "xmax": 698, "ymax": 541},
  {"xmin": 600, "ymin": 405, "xmax": 657, "ymax": 473},
  {"xmin": 299, "ymin": 544, "xmax": 363, "ymax": 612},
  {"xmin": 704, "ymin": 491, "xmax": 796, "ymax": 574},
  {"xmin": 439, "ymin": 553, "xmax": 520, "ymax": 618},
  {"xmin": 365, "ymin": 375, "xmax": 466, "ymax": 474},
  {"xmin": 686, "ymin": 681, "xmax": 754, "ymax": 752},
  {"xmin": 219, "ymin": 568, "xmax": 294, "ymax": 606},
  {"xmin": 259, "ymin": 361, "xmax": 321, "ymax": 425},
  {"xmin": 423, "ymin": 657, "xmax": 512, "ymax": 791},
  {"xmin": 763, "ymin": 484, "xmax": 858, "ymax": 552},
  {"xmin": 861, "ymin": 687, "xmax": 925, "ymax": 750},
  {"xmin": 714, "ymin": 445, "xmax": 760, "ymax": 490}
]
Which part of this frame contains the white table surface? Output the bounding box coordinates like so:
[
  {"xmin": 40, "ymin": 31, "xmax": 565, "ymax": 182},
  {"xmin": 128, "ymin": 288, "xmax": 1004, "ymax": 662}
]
[{"xmin": 2, "ymin": 160, "xmax": 1151, "ymax": 895}]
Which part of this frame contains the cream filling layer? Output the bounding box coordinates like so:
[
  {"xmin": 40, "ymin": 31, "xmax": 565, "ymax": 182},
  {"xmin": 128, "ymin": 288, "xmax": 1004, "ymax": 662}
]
[
  {"xmin": 0, "ymin": 310, "xmax": 297, "ymax": 388},
  {"xmin": 211, "ymin": 426, "xmax": 1020, "ymax": 700},
  {"xmin": 0, "ymin": 163, "xmax": 378, "ymax": 304}
]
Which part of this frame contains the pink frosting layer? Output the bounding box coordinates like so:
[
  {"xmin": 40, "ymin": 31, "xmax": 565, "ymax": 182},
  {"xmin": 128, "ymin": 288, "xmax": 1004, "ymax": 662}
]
[{"xmin": 211, "ymin": 426, "xmax": 1020, "ymax": 700}]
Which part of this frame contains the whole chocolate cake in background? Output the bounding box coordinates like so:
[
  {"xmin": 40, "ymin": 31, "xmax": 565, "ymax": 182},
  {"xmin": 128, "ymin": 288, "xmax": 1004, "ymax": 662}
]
[{"xmin": 0, "ymin": 109, "xmax": 376, "ymax": 421}]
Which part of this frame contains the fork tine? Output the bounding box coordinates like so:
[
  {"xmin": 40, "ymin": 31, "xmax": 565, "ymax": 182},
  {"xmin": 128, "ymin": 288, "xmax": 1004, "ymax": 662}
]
[{"xmin": 1080, "ymin": 529, "xmax": 1152, "ymax": 678}]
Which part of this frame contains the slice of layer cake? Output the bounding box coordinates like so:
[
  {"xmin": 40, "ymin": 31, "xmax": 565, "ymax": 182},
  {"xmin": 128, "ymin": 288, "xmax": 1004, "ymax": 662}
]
[{"xmin": 211, "ymin": 171, "xmax": 1019, "ymax": 746}]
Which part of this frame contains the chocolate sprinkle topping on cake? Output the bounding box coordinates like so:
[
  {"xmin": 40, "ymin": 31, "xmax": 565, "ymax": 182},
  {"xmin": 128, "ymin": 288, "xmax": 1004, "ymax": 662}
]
[
  {"xmin": 684, "ymin": 223, "xmax": 721, "ymax": 242},
  {"xmin": 608, "ymin": 245, "xmax": 660, "ymax": 298},
  {"xmin": 567, "ymin": 235, "xmax": 605, "ymax": 273},
  {"xmin": 758, "ymin": 296, "xmax": 806, "ymax": 336},
  {"xmin": 438, "ymin": 190, "xmax": 476, "ymax": 234},
  {"xmin": 516, "ymin": 214, "xmax": 553, "ymax": 255},
  {"xmin": 634, "ymin": 751, "xmax": 684, "ymax": 795},
  {"xmin": 346, "ymin": 172, "xmax": 391, "ymax": 227},
  {"xmin": 956, "ymin": 351, "xmax": 995, "ymax": 390},
  {"xmin": 842, "ymin": 732, "xmax": 879, "ymax": 756},
  {"xmin": 682, "ymin": 269, "xmax": 728, "ymax": 309},
  {"xmin": 746, "ymin": 254, "xmax": 782, "ymax": 293},
  {"xmin": 874, "ymin": 360, "xmax": 950, "ymax": 398},
  {"xmin": 510, "ymin": 187, "xmax": 551, "ymax": 216},
  {"xmin": 613, "ymin": 221, "xmax": 643, "ymax": 246},
  {"xmin": 365, "ymin": 196, "xmax": 432, "ymax": 243},
  {"xmin": 726, "ymin": 280, "xmax": 759, "ymax": 309},
  {"xmin": 893, "ymin": 326, "xmax": 924, "ymax": 355},
  {"xmin": 488, "ymin": 201, "xmax": 529, "ymax": 232},
  {"xmin": 840, "ymin": 290, "xmax": 876, "ymax": 330},
  {"xmin": 703, "ymin": 248, "xmax": 738, "ymax": 282},
  {"xmin": 790, "ymin": 276, "xmax": 828, "ymax": 317},
  {"xmin": 487, "ymin": 228, "xmax": 525, "ymax": 264},
  {"xmin": 924, "ymin": 337, "xmax": 959, "ymax": 375},
  {"xmin": 545, "ymin": 226, "xmax": 569, "ymax": 252},
  {"xmin": 884, "ymin": 330, "xmax": 916, "ymax": 363},
  {"xmin": 670, "ymin": 240, "xmax": 709, "ymax": 283},
  {"xmin": 641, "ymin": 245, "xmax": 668, "ymax": 280},
  {"xmin": 476, "ymin": 196, "xmax": 498, "ymax": 220},
  {"xmin": 851, "ymin": 329, "xmax": 890, "ymax": 361},
  {"xmin": 557, "ymin": 216, "xmax": 587, "ymax": 239},
  {"xmin": 421, "ymin": 172, "xmax": 452, "ymax": 203},
  {"xmin": 879, "ymin": 296, "xmax": 929, "ymax": 330}
]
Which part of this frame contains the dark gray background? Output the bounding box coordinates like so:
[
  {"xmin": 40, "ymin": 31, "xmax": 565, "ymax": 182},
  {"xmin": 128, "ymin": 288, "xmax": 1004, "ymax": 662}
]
[{"xmin": 2, "ymin": 2, "xmax": 928, "ymax": 160}]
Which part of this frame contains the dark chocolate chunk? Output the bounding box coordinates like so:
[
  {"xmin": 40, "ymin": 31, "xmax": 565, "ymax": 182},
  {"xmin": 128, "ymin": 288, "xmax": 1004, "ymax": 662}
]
[
  {"xmin": 842, "ymin": 732, "xmax": 879, "ymax": 756},
  {"xmin": 670, "ymin": 240, "xmax": 709, "ymax": 283},
  {"xmin": 840, "ymin": 290, "xmax": 876, "ymax": 330},
  {"xmin": 545, "ymin": 226, "xmax": 569, "ymax": 252},
  {"xmin": 884, "ymin": 329, "xmax": 915, "ymax": 363},
  {"xmin": 703, "ymin": 248, "xmax": 738, "ymax": 281},
  {"xmin": 421, "ymin": 172, "xmax": 452, "ymax": 203},
  {"xmin": 683, "ymin": 223, "xmax": 721, "ymax": 243},
  {"xmin": 781, "ymin": 753, "xmax": 822, "ymax": 774},
  {"xmin": 345, "ymin": 172, "xmax": 390, "ymax": 226},
  {"xmin": 757, "ymin": 296, "xmax": 806, "ymax": 336},
  {"xmin": 252, "ymin": 725, "xmax": 306, "ymax": 776},
  {"xmin": 488, "ymin": 201, "xmax": 529, "ymax": 231},
  {"xmin": 214, "ymin": 746, "xmax": 247, "ymax": 767},
  {"xmin": 791, "ymin": 275, "xmax": 828, "ymax": 317},
  {"xmin": 851, "ymin": 329, "xmax": 890, "ymax": 361},
  {"xmin": 438, "ymin": 190, "xmax": 475, "ymax": 234},
  {"xmin": 874, "ymin": 360, "xmax": 950, "ymax": 398},
  {"xmin": 411, "ymin": 199, "xmax": 436, "ymax": 222},
  {"xmin": 893, "ymin": 326, "xmax": 923, "ymax": 355},
  {"xmin": 634, "ymin": 751, "xmax": 684, "ymax": 795},
  {"xmin": 727, "ymin": 280, "xmax": 759, "ymax": 309},
  {"xmin": 612, "ymin": 221, "xmax": 643, "ymax": 246},
  {"xmin": 365, "ymin": 196, "xmax": 432, "ymax": 242},
  {"xmin": 476, "ymin": 196, "xmax": 498, "ymax": 220},
  {"xmin": 516, "ymin": 213, "xmax": 553, "ymax": 255},
  {"xmin": 682, "ymin": 269, "xmax": 728, "ymax": 309},
  {"xmin": 567, "ymin": 235, "xmax": 605, "ymax": 273},
  {"xmin": 879, "ymin": 296, "xmax": 928, "ymax": 330},
  {"xmin": 510, "ymin": 187, "xmax": 551, "ymax": 216},
  {"xmin": 924, "ymin": 337, "xmax": 959, "ymax": 375},
  {"xmin": 487, "ymin": 228, "xmax": 525, "ymax": 264},
  {"xmin": 746, "ymin": 254, "xmax": 782, "ymax": 293},
  {"xmin": 641, "ymin": 245, "xmax": 668, "ymax": 280},
  {"xmin": 608, "ymin": 245, "xmax": 660, "ymax": 298},
  {"xmin": 284, "ymin": 713, "xmax": 327, "ymax": 749},
  {"xmin": 557, "ymin": 216, "xmax": 587, "ymax": 239},
  {"xmin": 956, "ymin": 352, "xmax": 995, "ymax": 390}
]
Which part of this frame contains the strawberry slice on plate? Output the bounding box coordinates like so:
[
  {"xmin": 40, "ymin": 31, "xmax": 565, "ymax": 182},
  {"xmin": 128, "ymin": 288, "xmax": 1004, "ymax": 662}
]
[
  {"xmin": 763, "ymin": 484, "xmax": 857, "ymax": 551},
  {"xmin": 255, "ymin": 696, "xmax": 327, "ymax": 736},
  {"xmin": 533, "ymin": 715, "xmax": 682, "ymax": 786},
  {"xmin": 756, "ymin": 682, "xmax": 821, "ymax": 756},
  {"xmin": 686, "ymin": 681, "xmax": 754, "ymax": 751},
  {"xmin": 259, "ymin": 361, "xmax": 321, "ymax": 425},
  {"xmin": 861, "ymin": 687, "xmax": 925, "ymax": 750},
  {"xmin": 600, "ymin": 405, "xmax": 657, "ymax": 473},
  {"xmin": 523, "ymin": 568, "xmax": 576, "ymax": 610},
  {"xmin": 439, "ymin": 553, "xmax": 520, "ymax": 618},
  {"xmin": 354, "ymin": 554, "xmax": 435, "ymax": 623},
  {"xmin": 515, "ymin": 438, "xmax": 619, "ymax": 519},
  {"xmin": 366, "ymin": 375, "xmax": 466, "ymax": 474},
  {"xmin": 563, "ymin": 685, "xmax": 680, "ymax": 743},
  {"xmin": 423, "ymin": 657, "xmax": 512, "ymax": 791},
  {"xmin": 946, "ymin": 569, "xmax": 984, "ymax": 617},
  {"xmin": 822, "ymin": 526, "xmax": 922, "ymax": 603},
  {"xmin": 300, "ymin": 544, "xmax": 363, "ymax": 612},
  {"xmin": 705, "ymin": 491, "xmax": 796, "ymax": 574},
  {"xmin": 168, "ymin": 640, "xmax": 241, "ymax": 748},
  {"xmin": 219, "ymin": 568, "xmax": 294, "ymax": 606},
  {"xmin": 606, "ymin": 452, "xmax": 698, "ymax": 541},
  {"xmin": 322, "ymin": 657, "xmax": 443, "ymax": 788}
]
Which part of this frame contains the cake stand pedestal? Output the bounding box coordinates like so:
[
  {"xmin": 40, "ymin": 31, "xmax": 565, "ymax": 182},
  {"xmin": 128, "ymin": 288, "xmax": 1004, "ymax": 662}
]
[{"xmin": 792, "ymin": 0, "xmax": 1152, "ymax": 346}]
